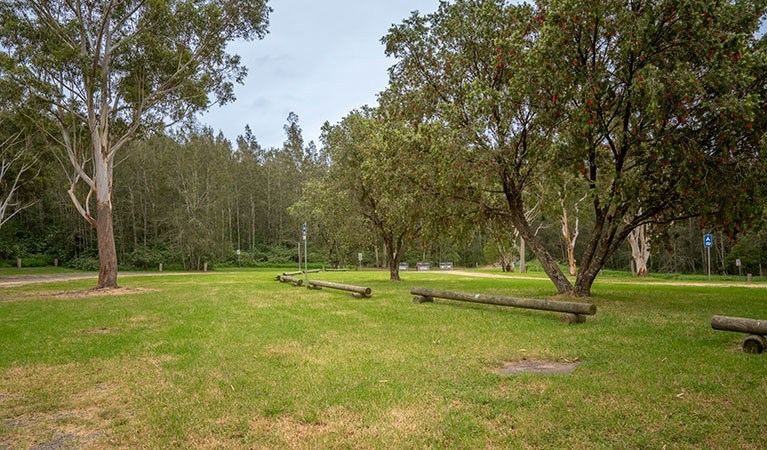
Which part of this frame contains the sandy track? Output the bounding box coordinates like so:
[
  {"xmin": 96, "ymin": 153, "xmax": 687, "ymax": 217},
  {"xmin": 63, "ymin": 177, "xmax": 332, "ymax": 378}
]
[
  {"xmin": 437, "ymin": 270, "xmax": 767, "ymax": 289},
  {"xmin": 0, "ymin": 271, "xmax": 217, "ymax": 288}
]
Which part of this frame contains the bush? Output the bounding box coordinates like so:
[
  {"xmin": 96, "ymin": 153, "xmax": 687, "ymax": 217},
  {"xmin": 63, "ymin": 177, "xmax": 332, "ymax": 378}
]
[
  {"xmin": 126, "ymin": 246, "xmax": 176, "ymax": 270},
  {"xmin": 67, "ymin": 255, "xmax": 99, "ymax": 271}
]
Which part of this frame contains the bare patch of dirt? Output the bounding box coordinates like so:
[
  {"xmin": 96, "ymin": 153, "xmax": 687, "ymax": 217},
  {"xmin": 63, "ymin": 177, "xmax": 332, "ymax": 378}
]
[
  {"xmin": 495, "ymin": 360, "xmax": 579, "ymax": 375},
  {"xmin": 0, "ymin": 287, "xmax": 158, "ymax": 302},
  {"xmin": 76, "ymin": 328, "xmax": 116, "ymax": 335}
]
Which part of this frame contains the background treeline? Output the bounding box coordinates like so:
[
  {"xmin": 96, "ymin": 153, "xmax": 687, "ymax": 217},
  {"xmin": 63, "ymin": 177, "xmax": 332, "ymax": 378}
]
[{"xmin": 2, "ymin": 112, "xmax": 765, "ymax": 276}]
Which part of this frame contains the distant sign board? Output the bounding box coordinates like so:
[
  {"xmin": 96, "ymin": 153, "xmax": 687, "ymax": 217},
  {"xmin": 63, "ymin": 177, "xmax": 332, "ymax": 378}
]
[
  {"xmin": 704, "ymin": 234, "xmax": 713, "ymax": 248},
  {"xmin": 417, "ymin": 262, "xmax": 430, "ymax": 271},
  {"xmin": 358, "ymin": 252, "xmax": 363, "ymax": 262},
  {"xmin": 736, "ymin": 259, "xmax": 742, "ymax": 267},
  {"xmin": 302, "ymin": 223, "xmax": 306, "ymax": 240},
  {"xmin": 440, "ymin": 262, "xmax": 453, "ymax": 270},
  {"xmin": 398, "ymin": 262, "xmax": 409, "ymax": 271}
]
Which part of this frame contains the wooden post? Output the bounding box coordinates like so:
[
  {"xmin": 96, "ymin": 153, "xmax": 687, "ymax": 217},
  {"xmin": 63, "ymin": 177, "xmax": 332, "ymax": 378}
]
[
  {"xmin": 54, "ymin": 258, "xmax": 58, "ymax": 267},
  {"xmin": 203, "ymin": 262, "xmax": 208, "ymax": 273},
  {"xmin": 747, "ymin": 273, "xmax": 752, "ymax": 282},
  {"xmin": 17, "ymin": 258, "xmax": 21, "ymax": 268},
  {"xmin": 520, "ymin": 237, "xmax": 526, "ymax": 273},
  {"xmin": 159, "ymin": 263, "xmax": 163, "ymax": 272}
]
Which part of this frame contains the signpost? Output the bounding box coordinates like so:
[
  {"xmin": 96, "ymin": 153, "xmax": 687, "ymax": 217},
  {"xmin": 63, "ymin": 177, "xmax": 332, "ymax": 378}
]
[
  {"xmin": 736, "ymin": 258, "xmax": 742, "ymax": 276},
  {"xmin": 704, "ymin": 234, "xmax": 713, "ymax": 281},
  {"xmin": 358, "ymin": 252, "xmax": 363, "ymax": 271},
  {"xmin": 303, "ymin": 223, "xmax": 308, "ymax": 286}
]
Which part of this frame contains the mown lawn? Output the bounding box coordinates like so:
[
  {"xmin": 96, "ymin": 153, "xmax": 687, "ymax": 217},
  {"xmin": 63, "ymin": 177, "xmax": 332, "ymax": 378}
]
[{"xmin": 0, "ymin": 269, "xmax": 765, "ymax": 449}]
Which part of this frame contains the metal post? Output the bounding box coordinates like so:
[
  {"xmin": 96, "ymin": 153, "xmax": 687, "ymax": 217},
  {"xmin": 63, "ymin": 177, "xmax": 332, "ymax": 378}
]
[
  {"xmin": 304, "ymin": 238, "xmax": 308, "ymax": 286},
  {"xmin": 707, "ymin": 247, "xmax": 711, "ymax": 281}
]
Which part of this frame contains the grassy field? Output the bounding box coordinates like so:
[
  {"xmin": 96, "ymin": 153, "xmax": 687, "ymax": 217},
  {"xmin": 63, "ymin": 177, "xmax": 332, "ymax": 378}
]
[{"xmin": 0, "ymin": 269, "xmax": 765, "ymax": 449}]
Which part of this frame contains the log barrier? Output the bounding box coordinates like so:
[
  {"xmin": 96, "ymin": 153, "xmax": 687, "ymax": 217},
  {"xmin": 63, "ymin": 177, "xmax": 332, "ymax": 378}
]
[
  {"xmin": 711, "ymin": 315, "xmax": 767, "ymax": 354},
  {"xmin": 325, "ymin": 268, "xmax": 349, "ymax": 272},
  {"xmin": 278, "ymin": 275, "xmax": 304, "ymax": 287},
  {"xmin": 308, "ymin": 279, "xmax": 372, "ymax": 298},
  {"xmin": 410, "ymin": 287, "xmax": 596, "ymax": 324}
]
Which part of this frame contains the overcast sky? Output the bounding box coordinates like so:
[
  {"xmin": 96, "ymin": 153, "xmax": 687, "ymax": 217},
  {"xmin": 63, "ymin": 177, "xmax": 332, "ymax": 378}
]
[{"xmin": 197, "ymin": 0, "xmax": 440, "ymax": 150}]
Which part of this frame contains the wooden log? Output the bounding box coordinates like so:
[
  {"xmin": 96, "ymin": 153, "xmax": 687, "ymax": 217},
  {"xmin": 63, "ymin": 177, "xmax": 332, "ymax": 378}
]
[
  {"xmin": 410, "ymin": 287, "xmax": 596, "ymax": 316},
  {"xmin": 283, "ymin": 271, "xmax": 302, "ymax": 276},
  {"xmin": 308, "ymin": 280, "xmax": 372, "ymax": 297},
  {"xmin": 325, "ymin": 268, "xmax": 349, "ymax": 272},
  {"xmin": 413, "ymin": 296, "xmax": 433, "ymax": 303},
  {"xmin": 743, "ymin": 335, "xmax": 766, "ymax": 354},
  {"xmin": 305, "ymin": 269, "xmax": 321, "ymax": 274},
  {"xmin": 280, "ymin": 275, "xmax": 303, "ymax": 286},
  {"xmin": 711, "ymin": 315, "xmax": 767, "ymax": 335},
  {"xmin": 559, "ymin": 313, "xmax": 587, "ymax": 324}
]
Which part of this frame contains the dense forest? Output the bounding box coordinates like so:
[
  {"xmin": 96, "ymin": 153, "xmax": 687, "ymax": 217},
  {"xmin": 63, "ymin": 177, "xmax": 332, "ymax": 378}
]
[{"xmin": 2, "ymin": 0, "xmax": 767, "ymax": 292}]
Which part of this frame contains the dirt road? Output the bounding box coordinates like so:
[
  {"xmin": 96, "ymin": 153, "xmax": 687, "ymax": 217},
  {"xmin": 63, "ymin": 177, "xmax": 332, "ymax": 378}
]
[
  {"xmin": 439, "ymin": 270, "xmax": 767, "ymax": 289},
  {"xmin": 0, "ymin": 272, "xmax": 214, "ymax": 288}
]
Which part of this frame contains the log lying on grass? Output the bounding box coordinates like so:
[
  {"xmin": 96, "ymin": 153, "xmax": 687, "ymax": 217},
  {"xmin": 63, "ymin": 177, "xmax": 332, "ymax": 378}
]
[
  {"xmin": 711, "ymin": 315, "xmax": 767, "ymax": 354},
  {"xmin": 308, "ymin": 280, "xmax": 372, "ymax": 298},
  {"xmin": 278, "ymin": 275, "xmax": 304, "ymax": 286},
  {"xmin": 711, "ymin": 315, "xmax": 767, "ymax": 335},
  {"xmin": 410, "ymin": 287, "xmax": 596, "ymax": 323},
  {"xmin": 282, "ymin": 271, "xmax": 303, "ymax": 276},
  {"xmin": 325, "ymin": 268, "xmax": 349, "ymax": 272}
]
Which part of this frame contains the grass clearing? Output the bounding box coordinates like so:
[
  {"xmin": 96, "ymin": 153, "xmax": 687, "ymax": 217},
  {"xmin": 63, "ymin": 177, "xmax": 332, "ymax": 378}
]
[{"xmin": 1, "ymin": 269, "xmax": 765, "ymax": 448}]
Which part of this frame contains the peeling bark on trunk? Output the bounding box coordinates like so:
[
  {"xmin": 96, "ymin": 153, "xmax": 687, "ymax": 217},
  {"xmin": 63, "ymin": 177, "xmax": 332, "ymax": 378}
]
[
  {"xmin": 628, "ymin": 223, "xmax": 650, "ymax": 277},
  {"xmin": 96, "ymin": 200, "xmax": 118, "ymax": 288}
]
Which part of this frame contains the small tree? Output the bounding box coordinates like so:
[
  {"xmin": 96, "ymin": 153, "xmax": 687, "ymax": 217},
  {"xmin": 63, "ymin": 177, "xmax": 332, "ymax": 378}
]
[{"xmin": 321, "ymin": 108, "xmax": 439, "ymax": 281}]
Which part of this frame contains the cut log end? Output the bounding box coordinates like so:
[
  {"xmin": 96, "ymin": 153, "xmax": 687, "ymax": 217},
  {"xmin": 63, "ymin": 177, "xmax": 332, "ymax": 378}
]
[
  {"xmin": 560, "ymin": 313, "xmax": 587, "ymax": 324},
  {"xmin": 742, "ymin": 335, "xmax": 766, "ymax": 354},
  {"xmin": 307, "ymin": 285, "xmax": 322, "ymax": 290},
  {"xmin": 413, "ymin": 296, "xmax": 433, "ymax": 303}
]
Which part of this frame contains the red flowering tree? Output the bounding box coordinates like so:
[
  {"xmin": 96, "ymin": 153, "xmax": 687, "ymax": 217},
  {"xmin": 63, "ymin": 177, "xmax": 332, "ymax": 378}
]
[{"xmin": 383, "ymin": 0, "xmax": 767, "ymax": 296}]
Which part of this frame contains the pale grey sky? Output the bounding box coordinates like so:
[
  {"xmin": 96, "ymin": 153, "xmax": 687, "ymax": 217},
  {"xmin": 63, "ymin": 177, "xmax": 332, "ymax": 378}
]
[{"xmin": 198, "ymin": 0, "xmax": 440, "ymax": 150}]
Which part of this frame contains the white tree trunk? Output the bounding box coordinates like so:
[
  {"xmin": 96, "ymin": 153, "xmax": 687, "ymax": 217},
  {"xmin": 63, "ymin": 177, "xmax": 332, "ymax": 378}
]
[{"xmin": 627, "ymin": 223, "xmax": 650, "ymax": 277}]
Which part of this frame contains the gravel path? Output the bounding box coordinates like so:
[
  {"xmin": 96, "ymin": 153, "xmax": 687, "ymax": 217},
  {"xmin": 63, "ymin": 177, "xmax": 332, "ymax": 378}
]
[
  {"xmin": 0, "ymin": 271, "xmax": 216, "ymax": 288},
  {"xmin": 439, "ymin": 270, "xmax": 767, "ymax": 289}
]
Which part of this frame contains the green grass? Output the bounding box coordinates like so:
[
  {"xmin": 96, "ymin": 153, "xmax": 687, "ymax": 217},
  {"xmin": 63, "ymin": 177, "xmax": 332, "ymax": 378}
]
[{"xmin": 1, "ymin": 269, "xmax": 765, "ymax": 449}]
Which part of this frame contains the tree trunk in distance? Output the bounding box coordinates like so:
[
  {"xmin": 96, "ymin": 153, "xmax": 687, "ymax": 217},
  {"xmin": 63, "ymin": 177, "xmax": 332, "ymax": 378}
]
[
  {"xmin": 387, "ymin": 242, "xmax": 402, "ymax": 281},
  {"xmin": 628, "ymin": 223, "xmax": 650, "ymax": 278},
  {"xmin": 520, "ymin": 237, "xmax": 526, "ymax": 273}
]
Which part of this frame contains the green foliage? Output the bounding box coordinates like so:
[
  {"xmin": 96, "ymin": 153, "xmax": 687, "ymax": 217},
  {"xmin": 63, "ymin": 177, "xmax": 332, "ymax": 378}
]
[
  {"xmin": 383, "ymin": 0, "xmax": 767, "ymax": 295},
  {"xmin": 67, "ymin": 255, "xmax": 99, "ymax": 271},
  {"xmin": 125, "ymin": 246, "xmax": 177, "ymax": 270}
]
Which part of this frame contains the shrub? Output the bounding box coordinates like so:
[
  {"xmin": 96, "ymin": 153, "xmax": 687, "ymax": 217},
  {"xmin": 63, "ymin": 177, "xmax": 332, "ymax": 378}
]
[{"xmin": 67, "ymin": 255, "xmax": 99, "ymax": 271}]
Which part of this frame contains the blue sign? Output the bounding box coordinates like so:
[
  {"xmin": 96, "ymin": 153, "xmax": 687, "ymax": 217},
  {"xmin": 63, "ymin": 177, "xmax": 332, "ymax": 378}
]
[
  {"xmin": 302, "ymin": 223, "xmax": 306, "ymax": 239},
  {"xmin": 704, "ymin": 234, "xmax": 713, "ymax": 248}
]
